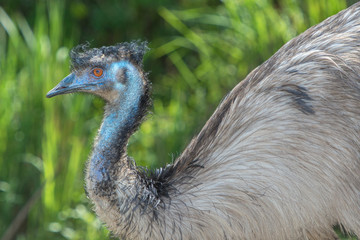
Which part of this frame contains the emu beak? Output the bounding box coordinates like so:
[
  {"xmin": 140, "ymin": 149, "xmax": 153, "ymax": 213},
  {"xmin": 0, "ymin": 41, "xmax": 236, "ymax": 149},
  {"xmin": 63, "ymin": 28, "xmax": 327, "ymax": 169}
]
[{"xmin": 46, "ymin": 73, "xmax": 77, "ymax": 98}]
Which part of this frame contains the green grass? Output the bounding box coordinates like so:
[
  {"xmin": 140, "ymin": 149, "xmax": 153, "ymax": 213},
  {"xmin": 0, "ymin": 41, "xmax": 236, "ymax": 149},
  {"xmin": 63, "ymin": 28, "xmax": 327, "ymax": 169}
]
[
  {"xmin": 0, "ymin": 0, "xmax": 357, "ymax": 239},
  {"xmin": 0, "ymin": 1, "xmax": 108, "ymax": 239}
]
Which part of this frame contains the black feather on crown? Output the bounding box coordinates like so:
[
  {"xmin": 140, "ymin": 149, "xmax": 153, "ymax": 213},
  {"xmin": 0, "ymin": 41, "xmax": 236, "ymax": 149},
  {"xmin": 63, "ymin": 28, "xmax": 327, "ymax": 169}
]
[{"xmin": 70, "ymin": 40, "xmax": 149, "ymax": 70}]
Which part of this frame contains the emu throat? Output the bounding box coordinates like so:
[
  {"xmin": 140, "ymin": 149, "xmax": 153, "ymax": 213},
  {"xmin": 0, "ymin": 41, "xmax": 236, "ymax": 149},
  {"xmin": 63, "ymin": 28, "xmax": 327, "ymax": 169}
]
[{"xmin": 87, "ymin": 61, "xmax": 144, "ymax": 191}]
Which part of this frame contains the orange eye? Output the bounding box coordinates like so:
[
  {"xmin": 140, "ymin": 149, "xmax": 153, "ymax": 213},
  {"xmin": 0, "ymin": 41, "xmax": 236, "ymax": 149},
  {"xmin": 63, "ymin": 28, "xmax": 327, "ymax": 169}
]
[{"xmin": 92, "ymin": 68, "xmax": 103, "ymax": 78}]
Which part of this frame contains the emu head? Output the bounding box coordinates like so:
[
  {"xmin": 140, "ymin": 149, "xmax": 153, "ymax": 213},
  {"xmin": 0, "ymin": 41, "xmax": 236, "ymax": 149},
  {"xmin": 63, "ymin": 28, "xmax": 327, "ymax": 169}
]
[{"xmin": 46, "ymin": 41, "xmax": 149, "ymax": 103}]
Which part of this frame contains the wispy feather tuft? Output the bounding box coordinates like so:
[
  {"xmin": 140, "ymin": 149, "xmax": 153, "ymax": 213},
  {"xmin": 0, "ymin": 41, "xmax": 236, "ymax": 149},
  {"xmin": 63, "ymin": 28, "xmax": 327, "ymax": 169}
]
[{"xmin": 70, "ymin": 40, "xmax": 149, "ymax": 70}]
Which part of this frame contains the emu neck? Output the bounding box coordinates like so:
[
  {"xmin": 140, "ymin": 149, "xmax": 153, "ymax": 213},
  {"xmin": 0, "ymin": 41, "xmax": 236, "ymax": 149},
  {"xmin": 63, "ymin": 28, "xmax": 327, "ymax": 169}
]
[
  {"xmin": 96, "ymin": 100, "xmax": 137, "ymax": 161},
  {"xmin": 88, "ymin": 62, "xmax": 143, "ymax": 186}
]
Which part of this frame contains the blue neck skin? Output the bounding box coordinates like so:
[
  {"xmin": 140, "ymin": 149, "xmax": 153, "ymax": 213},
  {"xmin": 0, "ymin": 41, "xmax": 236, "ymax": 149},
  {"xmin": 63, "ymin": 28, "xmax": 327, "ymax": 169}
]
[{"xmin": 88, "ymin": 61, "xmax": 143, "ymax": 184}]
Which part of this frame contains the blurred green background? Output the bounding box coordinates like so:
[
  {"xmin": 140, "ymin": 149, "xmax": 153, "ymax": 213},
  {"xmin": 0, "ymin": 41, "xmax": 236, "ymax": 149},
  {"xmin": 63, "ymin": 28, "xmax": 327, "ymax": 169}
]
[{"xmin": 0, "ymin": 0, "xmax": 358, "ymax": 239}]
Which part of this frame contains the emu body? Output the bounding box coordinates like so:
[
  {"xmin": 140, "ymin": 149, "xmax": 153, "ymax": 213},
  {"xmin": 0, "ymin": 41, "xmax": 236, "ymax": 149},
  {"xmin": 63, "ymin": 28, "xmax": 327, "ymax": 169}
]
[{"xmin": 47, "ymin": 3, "xmax": 360, "ymax": 240}]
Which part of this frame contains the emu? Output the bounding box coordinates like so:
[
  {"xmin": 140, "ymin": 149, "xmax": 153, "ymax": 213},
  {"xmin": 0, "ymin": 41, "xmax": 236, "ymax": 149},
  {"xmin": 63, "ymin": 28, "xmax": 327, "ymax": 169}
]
[{"xmin": 47, "ymin": 3, "xmax": 360, "ymax": 240}]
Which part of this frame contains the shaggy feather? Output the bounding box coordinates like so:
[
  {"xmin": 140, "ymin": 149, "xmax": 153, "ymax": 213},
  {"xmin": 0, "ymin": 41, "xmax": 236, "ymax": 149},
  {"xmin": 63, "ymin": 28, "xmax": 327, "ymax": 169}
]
[
  {"xmin": 48, "ymin": 2, "xmax": 360, "ymax": 240},
  {"xmin": 70, "ymin": 40, "xmax": 149, "ymax": 70}
]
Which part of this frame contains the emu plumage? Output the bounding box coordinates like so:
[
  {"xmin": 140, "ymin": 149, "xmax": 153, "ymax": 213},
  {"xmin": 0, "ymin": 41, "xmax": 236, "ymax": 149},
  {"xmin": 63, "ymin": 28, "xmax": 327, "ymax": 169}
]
[{"xmin": 47, "ymin": 3, "xmax": 360, "ymax": 239}]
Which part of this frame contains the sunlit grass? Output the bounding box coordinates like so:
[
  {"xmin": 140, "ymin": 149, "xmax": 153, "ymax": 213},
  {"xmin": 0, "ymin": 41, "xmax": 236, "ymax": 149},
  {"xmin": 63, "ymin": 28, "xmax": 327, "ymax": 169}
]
[{"xmin": 0, "ymin": 0, "xmax": 109, "ymax": 239}]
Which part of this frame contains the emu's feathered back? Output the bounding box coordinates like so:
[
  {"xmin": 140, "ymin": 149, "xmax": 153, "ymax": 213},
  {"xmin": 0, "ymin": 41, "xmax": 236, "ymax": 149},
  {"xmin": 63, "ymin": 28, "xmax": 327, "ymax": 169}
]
[{"xmin": 47, "ymin": 3, "xmax": 360, "ymax": 240}]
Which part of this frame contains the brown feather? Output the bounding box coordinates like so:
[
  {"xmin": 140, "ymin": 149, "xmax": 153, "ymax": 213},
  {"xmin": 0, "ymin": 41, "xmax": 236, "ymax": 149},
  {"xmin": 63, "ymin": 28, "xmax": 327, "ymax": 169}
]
[{"xmin": 61, "ymin": 2, "xmax": 360, "ymax": 239}]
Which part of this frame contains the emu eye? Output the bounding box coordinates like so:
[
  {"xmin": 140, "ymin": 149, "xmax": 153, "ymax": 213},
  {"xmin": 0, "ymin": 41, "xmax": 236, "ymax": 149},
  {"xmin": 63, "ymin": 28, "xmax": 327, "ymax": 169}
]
[{"xmin": 92, "ymin": 68, "xmax": 104, "ymax": 78}]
